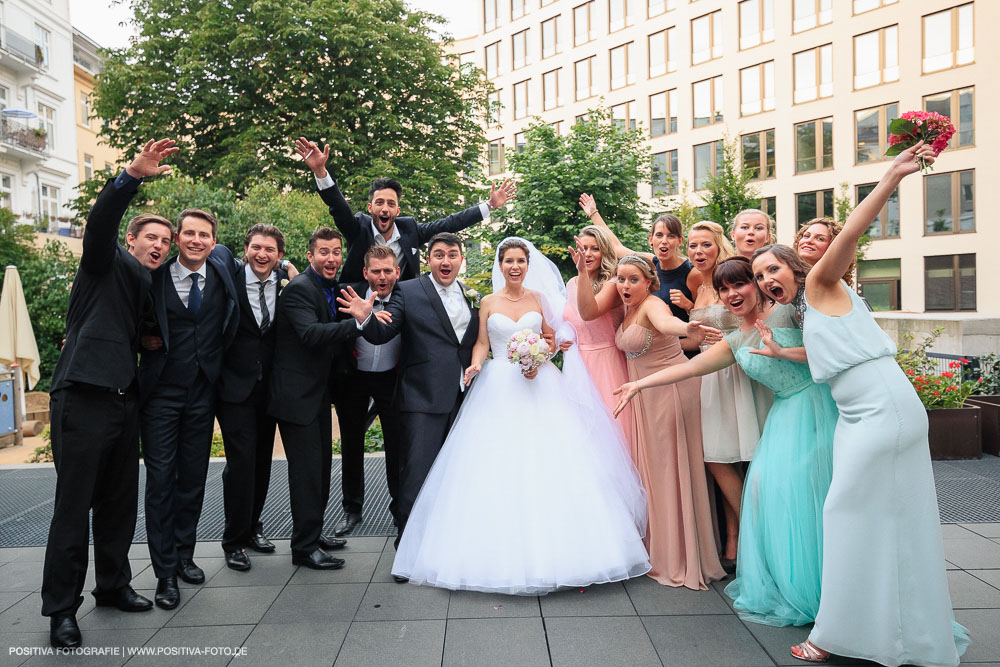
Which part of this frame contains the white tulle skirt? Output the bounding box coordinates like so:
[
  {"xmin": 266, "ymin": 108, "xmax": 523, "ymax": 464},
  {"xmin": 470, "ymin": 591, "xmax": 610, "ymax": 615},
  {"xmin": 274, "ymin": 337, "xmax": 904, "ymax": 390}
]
[{"xmin": 392, "ymin": 348, "xmax": 651, "ymax": 595}]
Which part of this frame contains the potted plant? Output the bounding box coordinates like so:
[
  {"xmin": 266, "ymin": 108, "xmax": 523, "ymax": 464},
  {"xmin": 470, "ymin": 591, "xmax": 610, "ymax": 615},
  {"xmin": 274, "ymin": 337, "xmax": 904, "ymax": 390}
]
[
  {"xmin": 968, "ymin": 354, "xmax": 1000, "ymax": 457},
  {"xmin": 896, "ymin": 330, "xmax": 981, "ymax": 460}
]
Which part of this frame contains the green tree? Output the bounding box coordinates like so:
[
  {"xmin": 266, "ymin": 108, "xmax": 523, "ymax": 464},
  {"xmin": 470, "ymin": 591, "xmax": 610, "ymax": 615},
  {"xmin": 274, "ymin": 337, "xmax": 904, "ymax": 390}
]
[
  {"xmin": 665, "ymin": 179, "xmax": 700, "ymax": 234},
  {"xmin": 92, "ymin": 0, "xmax": 491, "ymax": 219},
  {"xmin": 701, "ymin": 138, "xmax": 760, "ymax": 235},
  {"xmin": 484, "ymin": 107, "xmax": 657, "ymax": 275},
  {"xmin": 832, "ymin": 181, "xmax": 871, "ymax": 265}
]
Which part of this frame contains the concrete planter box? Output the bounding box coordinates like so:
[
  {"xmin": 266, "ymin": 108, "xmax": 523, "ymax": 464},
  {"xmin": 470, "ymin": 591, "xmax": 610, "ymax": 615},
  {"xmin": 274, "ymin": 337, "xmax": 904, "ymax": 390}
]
[
  {"xmin": 967, "ymin": 396, "xmax": 1000, "ymax": 457},
  {"xmin": 927, "ymin": 405, "xmax": 981, "ymax": 460}
]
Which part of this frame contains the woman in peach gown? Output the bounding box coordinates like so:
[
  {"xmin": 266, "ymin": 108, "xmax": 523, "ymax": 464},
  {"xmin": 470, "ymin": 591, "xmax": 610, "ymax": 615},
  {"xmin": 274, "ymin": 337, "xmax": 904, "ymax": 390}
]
[
  {"xmin": 562, "ymin": 225, "xmax": 632, "ymax": 441},
  {"xmin": 575, "ymin": 248, "xmax": 725, "ymax": 590}
]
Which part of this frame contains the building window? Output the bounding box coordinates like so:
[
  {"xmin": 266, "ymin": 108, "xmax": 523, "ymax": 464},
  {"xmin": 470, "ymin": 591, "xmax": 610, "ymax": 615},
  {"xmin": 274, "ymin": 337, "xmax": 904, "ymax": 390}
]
[
  {"xmin": 922, "ymin": 3, "xmax": 974, "ymax": 73},
  {"xmin": 0, "ymin": 174, "xmax": 12, "ymax": 209},
  {"xmin": 858, "ymin": 259, "xmax": 900, "ymax": 311},
  {"xmin": 793, "ymin": 0, "xmax": 832, "ymax": 33},
  {"xmin": 574, "ymin": 2, "xmax": 593, "ymax": 46},
  {"xmin": 512, "ymin": 0, "xmax": 526, "ymax": 20},
  {"xmin": 0, "ymin": 86, "xmax": 8, "ymax": 111},
  {"xmin": 854, "ymin": 25, "xmax": 898, "ymax": 89},
  {"xmin": 742, "ymin": 129, "xmax": 775, "ymax": 180},
  {"xmin": 489, "ymin": 140, "xmax": 504, "ymax": 175},
  {"xmin": 694, "ymin": 140, "xmax": 723, "ymax": 190},
  {"xmin": 484, "ymin": 0, "xmax": 499, "ymax": 32},
  {"xmin": 855, "ymin": 102, "xmax": 898, "ymax": 164},
  {"xmin": 692, "ymin": 76, "xmax": 723, "ymax": 128},
  {"xmin": 854, "ymin": 0, "xmax": 897, "ymax": 15},
  {"xmin": 795, "ymin": 117, "xmax": 832, "ymax": 173},
  {"xmin": 485, "ymin": 41, "xmax": 500, "ymax": 79},
  {"xmin": 512, "ymin": 29, "xmax": 529, "ymax": 70},
  {"xmin": 34, "ymin": 25, "xmax": 51, "ymax": 68},
  {"xmin": 691, "ymin": 10, "xmax": 722, "ymax": 65},
  {"xmin": 487, "ymin": 90, "xmax": 501, "ymax": 126},
  {"xmin": 515, "ymin": 132, "xmax": 526, "ymax": 153},
  {"xmin": 649, "ymin": 89, "xmax": 677, "ymax": 137},
  {"xmin": 760, "ymin": 196, "xmax": 776, "ymax": 220},
  {"xmin": 609, "ymin": 42, "xmax": 635, "ymax": 90},
  {"xmin": 652, "ymin": 150, "xmax": 678, "ymax": 195},
  {"xmin": 796, "ymin": 189, "xmax": 834, "ymax": 228},
  {"xmin": 84, "ymin": 154, "xmax": 94, "ymax": 181},
  {"xmin": 79, "ymin": 93, "xmax": 91, "ymax": 128},
  {"xmin": 793, "ymin": 44, "xmax": 832, "ymax": 104},
  {"xmin": 612, "ymin": 100, "xmax": 636, "ymax": 131},
  {"xmin": 739, "ymin": 0, "xmax": 774, "ymax": 50},
  {"xmin": 541, "ymin": 16, "xmax": 561, "ymax": 59},
  {"xmin": 37, "ymin": 102, "xmax": 56, "ymax": 151},
  {"xmin": 740, "ymin": 61, "xmax": 774, "ymax": 116},
  {"xmin": 925, "ymin": 254, "xmax": 975, "ymax": 311},
  {"xmin": 648, "ymin": 27, "xmax": 675, "ymax": 78},
  {"xmin": 648, "ymin": 0, "xmax": 676, "ymax": 19},
  {"xmin": 513, "ymin": 80, "xmax": 529, "ymax": 119},
  {"xmin": 543, "ymin": 69, "xmax": 561, "ymax": 111},
  {"xmin": 856, "ymin": 183, "xmax": 900, "ymax": 239},
  {"xmin": 925, "ymin": 170, "xmax": 974, "ymax": 235},
  {"xmin": 923, "ymin": 87, "xmax": 974, "ymax": 149},
  {"xmin": 40, "ymin": 184, "xmax": 60, "ymax": 220},
  {"xmin": 609, "ymin": 0, "xmax": 633, "ymax": 32},
  {"xmin": 575, "ymin": 56, "xmax": 594, "ymax": 101}
]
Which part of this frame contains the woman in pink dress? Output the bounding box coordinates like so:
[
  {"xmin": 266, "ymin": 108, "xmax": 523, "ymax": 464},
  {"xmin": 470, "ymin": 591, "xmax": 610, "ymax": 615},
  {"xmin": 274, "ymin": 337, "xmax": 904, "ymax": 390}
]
[{"xmin": 562, "ymin": 225, "xmax": 633, "ymax": 442}]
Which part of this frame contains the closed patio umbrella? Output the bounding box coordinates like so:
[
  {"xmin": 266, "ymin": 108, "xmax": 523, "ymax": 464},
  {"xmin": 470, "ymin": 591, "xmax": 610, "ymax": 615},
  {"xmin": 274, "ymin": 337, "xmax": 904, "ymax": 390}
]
[{"xmin": 0, "ymin": 265, "xmax": 40, "ymax": 390}]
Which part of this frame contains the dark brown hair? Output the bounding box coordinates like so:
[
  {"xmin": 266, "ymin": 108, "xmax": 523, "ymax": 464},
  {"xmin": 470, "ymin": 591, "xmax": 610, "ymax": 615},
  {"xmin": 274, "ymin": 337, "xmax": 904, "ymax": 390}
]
[
  {"xmin": 176, "ymin": 208, "xmax": 218, "ymax": 238},
  {"xmin": 712, "ymin": 256, "xmax": 754, "ymax": 293},
  {"xmin": 427, "ymin": 232, "xmax": 464, "ymax": 254},
  {"xmin": 125, "ymin": 214, "xmax": 174, "ymax": 248},
  {"xmin": 498, "ymin": 238, "xmax": 530, "ymax": 263},
  {"xmin": 308, "ymin": 227, "xmax": 343, "ymax": 253},
  {"xmin": 243, "ymin": 223, "xmax": 285, "ymax": 254},
  {"xmin": 364, "ymin": 244, "xmax": 398, "ymax": 267},
  {"xmin": 750, "ymin": 244, "xmax": 812, "ymax": 287}
]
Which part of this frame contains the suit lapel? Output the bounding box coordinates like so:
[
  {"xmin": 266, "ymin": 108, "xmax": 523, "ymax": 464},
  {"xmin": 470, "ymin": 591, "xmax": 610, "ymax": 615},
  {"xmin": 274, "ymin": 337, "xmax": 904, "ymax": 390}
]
[
  {"xmin": 154, "ymin": 260, "xmax": 172, "ymax": 349},
  {"xmin": 420, "ymin": 275, "xmax": 459, "ymax": 345},
  {"xmin": 457, "ymin": 282, "xmax": 478, "ymax": 346}
]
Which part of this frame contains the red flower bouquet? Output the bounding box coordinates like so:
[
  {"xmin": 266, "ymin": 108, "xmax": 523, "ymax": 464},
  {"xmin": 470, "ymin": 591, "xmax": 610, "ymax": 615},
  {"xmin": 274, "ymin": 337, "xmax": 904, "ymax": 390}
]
[{"xmin": 885, "ymin": 111, "xmax": 955, "ymax": 173}]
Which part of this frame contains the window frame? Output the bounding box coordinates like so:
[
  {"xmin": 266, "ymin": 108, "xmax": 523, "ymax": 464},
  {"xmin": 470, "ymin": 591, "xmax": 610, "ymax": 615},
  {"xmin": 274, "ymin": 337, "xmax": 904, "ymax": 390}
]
[
  {"xmin": 608, "ymin": 0, "xmax": 633, "ymax": 33},
  {"xmin": 573, "ymin": 1, "xmax": 594, "ymax": 47},
  {"xmin": 543, "ymin": 68, "xmax": 561, "ymax": 111},
  {"xmin": 853, "ymin": 24, "xmax": 899, "ymax": 90},
  {"xmin": 609, "ymin": 41, "xmax": 635, "ymax": 90},
  {"xmin": 488, "ymin": 139, "xmax": 505, "ymax": 175},
  {"xmin": 857, "ymin": 258, "xmax": 901, "ymax": 311},
  {"xmin": 792, "ymin": 43, "xmax": 832, "ymax": 104},
  {"xmin": 923, "ymin": 254, "xmax": 976, "ymax": 312},
  {"xmin": 693, "ymin": 139, "xmax": 724, "ymax": 190},
  {"xmin": 652, "ymin": 149, "xmax": 678, "ymax": 195},
  {"xmin": 513, "ymin": 79, "xmax": 529, "ymax": 120},
  {"xmin": 739, "ymin": 0, "xmax": 774, "ymax": 50},
  {"xmin": 856, "ymin": 182, "xmax": 900, "ymax": 239},
  {"xmin": 485, "ymin": 41, "xmax": 500, "ymax": 79},
  {"xmin": 741, "ymin": 129, "xmax": 775, "ymax": 181},
  {"xmin": 692, "ymin": 75, "xmax": 723, "ymax": 128},
  {"xmin": 484, "ymin": 0, "xmax": 499, "ymax": 33},
  {"xmin": 854, "ymin": 102, "xmax": 898, "ymax": 165},
  {"xmin": 853, "ymin": 0, "xmax": 898, "ymax": 16},
  {"xmin": 922, "ymin": 86, "xmax": 974, "ymax": 150},
  {"xmin": 794, "ymin": 117, "xmax": 833, "ymax": 174},
  {"xmin": 795, "ymin": 188, "xmax": 834, "ymax": 228},
  {"xmin": 647, "ymin": 27, "xmax": 676, "ymax": 79},
  {"xmin": 649, "ymin": 88, "xmax": 678, "ymax": 137},
  {"xmin": 575, "ymin": 55, "xmax": 595, "ymax": 101},
  {"xmin": 691, "ymin": 10, "xmax": 723, "ymax": 65},
  {"xmin": 512, "ymin": 29, "xmax": 529, "ymax": 70},
  {"xmin": 922, "ymin": 3, "xmax": 974, "ymax": 74},
  {"xmin": 648, "ymin": 0, "xmax": 676, "ymax": 19},
  {"xmin": 792, "ymin": 0, "xmax": 832, "ymax": 34},
  {"xmin": 541, "ymin": 15, "xmax": 561, "ymax": 60},
  {"xmin": 923, "ymin": 169, "xmax": 975, "ymax": 236},
  {"xmin": 611, "ymin": 100, "xmax": 637, "ymax": 131},
  {"xmin": 739, "ymin": 60, "xmax": 774, "ymax": 116}
]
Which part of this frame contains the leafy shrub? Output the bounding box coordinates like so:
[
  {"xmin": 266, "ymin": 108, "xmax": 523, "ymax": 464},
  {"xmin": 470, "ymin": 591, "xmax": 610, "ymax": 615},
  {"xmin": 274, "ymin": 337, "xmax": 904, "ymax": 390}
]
[{"xmin": 333, "ymin": 418, "xmax": 385, "ymax": 455}]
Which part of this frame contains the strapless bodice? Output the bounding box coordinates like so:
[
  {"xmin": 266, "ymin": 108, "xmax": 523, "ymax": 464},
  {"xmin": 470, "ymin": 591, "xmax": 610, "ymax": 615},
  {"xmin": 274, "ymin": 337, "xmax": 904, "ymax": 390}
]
[{"xmin": 488, "ymin": 310, "xmax": 544, "ymax": 359}]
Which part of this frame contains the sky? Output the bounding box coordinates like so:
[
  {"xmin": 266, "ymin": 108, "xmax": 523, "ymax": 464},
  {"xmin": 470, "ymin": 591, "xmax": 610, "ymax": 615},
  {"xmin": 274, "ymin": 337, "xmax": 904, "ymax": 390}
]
[{"xmin": 69, "ymin": 0, "xmax": 477, "ymax": 50}]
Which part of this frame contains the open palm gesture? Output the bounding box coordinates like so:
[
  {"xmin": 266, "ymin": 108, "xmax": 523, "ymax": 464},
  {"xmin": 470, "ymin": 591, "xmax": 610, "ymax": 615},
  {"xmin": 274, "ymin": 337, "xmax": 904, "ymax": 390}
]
[{"xmin": 126, "ymin": 139, "xmax": 179, "ymax": 179}]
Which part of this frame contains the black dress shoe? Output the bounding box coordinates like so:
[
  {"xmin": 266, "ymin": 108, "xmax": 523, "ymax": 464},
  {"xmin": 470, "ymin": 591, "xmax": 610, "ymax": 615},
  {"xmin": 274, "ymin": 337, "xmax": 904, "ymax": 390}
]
[
  {"xmin": 247, "ymin": 531, "xmax": 275, "ymax": 553},
  {"xmin": 154, "ymin": 576, "xmax": 179, "ymax": 610},
  {"xmin": 392, "ymin": 575, "xmax": 409, "ymax": 583},
  {"xmin": 721, "ymin": 558, "xmax": 737, "ymax": 575},
  {"xmin": 318, "ymin": 535, "xmax": 347, "ymax": 550},
  {"xmin": 334, "ymin": 512, "xmax": 363, "ymax": 537},
  {"xmin": 292, "ymin": 548, "xmax": 345, "ymax": 570},
  {"xmin": 50, "ymin": 614, "xmax": 81, "ymax": 648},
  {"xmin": 225, "ymin": 548, "xmax": 252, "ymax": 572},
  {"xmin": 93, "ymin": 586, "xmax": 153, "ymax": 612},
  {"xmin": 176, "ymin": 559, "xmax": 205, "ymax": 584}
]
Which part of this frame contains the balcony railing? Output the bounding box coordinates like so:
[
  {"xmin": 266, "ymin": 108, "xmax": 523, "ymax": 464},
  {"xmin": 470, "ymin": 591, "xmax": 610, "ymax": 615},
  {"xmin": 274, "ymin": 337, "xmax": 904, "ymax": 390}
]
[
  {"xmin": 0, "ymin": 26, "xmax": 41, "ymax": 66},
  {"xmin": 0, "ymin": 118, "xmax": 46, "ymax": 152}
]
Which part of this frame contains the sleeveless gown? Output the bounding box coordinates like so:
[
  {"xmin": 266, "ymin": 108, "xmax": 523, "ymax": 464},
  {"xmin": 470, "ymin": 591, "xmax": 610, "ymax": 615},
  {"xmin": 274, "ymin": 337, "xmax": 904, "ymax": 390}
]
[
  {"xmin": 721, "ymin": 304, "xmax": 837, "ymax": 626},
  {"xmin": 391, "ymin": 311, "xmax": 651, "ymax": 594},
  {"xmin": 689, "ymin": 304, "xmax": 772, "ymax": 463},
  {"xmin": 616, "ymin": 323, "xmax": 725, "ymax": 589},
  {"xmin": 802, "ymin": 283, "xmax": 970, "ymax": 666},
  {"xmin": 563, "ymin": 277, "xmax": 633, "ymax": 443}
]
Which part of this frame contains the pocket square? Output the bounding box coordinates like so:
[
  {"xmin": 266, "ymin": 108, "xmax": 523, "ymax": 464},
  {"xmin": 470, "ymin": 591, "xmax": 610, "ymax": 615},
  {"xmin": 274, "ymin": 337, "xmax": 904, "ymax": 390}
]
[{"xmin": 411, "ymin": 248, "xmax": 418, "ymax": 254}]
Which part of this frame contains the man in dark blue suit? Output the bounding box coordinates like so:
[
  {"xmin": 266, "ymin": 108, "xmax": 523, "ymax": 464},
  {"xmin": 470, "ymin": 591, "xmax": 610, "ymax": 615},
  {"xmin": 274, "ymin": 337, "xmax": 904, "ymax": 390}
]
[{"xmin": 139, "ymin": 208, "xmax": 239, "ymax": 610}]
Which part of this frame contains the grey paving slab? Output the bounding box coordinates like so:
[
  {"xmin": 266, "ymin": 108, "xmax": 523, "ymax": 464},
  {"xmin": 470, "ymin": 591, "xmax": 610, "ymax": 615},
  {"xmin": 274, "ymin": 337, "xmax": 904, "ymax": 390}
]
[
  {"xmin": 339, "ymin": 536, "xmax": 390, "ymax": 553},
  {"xmin": 258, "ymin": 583, "xmax": 366, "ymax": 625},
  {"xmin": 960, "ymin": 523, "xmax": 1000, "ymax": 538},
  {"xmin": 970, "ymin": 569, "xmax": 1000, "ymax": 590},
  {"xmin": 447, "ymin": 590, "xmax": 541, "ymax": 618},
  {"xmin": 642, "ymin": 614, "xmax": 774, "ymax": 667},
  {"xmin": 545, "ymin": 616, "xmax": 661, "ymax": 667},
  {"xmin": 23, "ymin": 629, "xmax": 157, "ymax": 667},
  {"xmin": 0, "ymin": 594, "xmax": 94, "ymax": 635},
  {"xmin": 203, "ymin": 555, "xmax": 293, "ymax": 588},
  {"xmin": 333, "ymin": 620, "xmax": 445, "ymax": 667},
  {"xmin": 948, "ymin": 571, "xmax": 1000, "ymax": 609},
  {"xmin": 77, "ymin": 590, "xmax": 178, "ymax": 631},
  {"xmin": 539, "ymin": 582, "xmax": 636, "ymax": 617},
  {"xmin": 0, "ymin": 562, "xmax": 42, "ymax": 593},
  {"xmin": 0, "ymin": 549, "xmax": 46, "ymax": 563},
  {"xmin": 0, "ymin": 632, "xmax": 49, "ymax": 667},
  {"xmin": 627, "ymin": 575, "xmax": 734, "ymax": 616},
  {"xmin": 944, "ymin": 537, "xmax": 1000, "ymax": 569},
  {"xmin": 165, "ymin": 585, "xmax": 282, "ymax": 627},
  {"xmin": 955, "ymin": 608, "xmax": 1000, "ymax": 663},
  {"xmin": 353, "ymin": 582, "xmax": 451, "ymax": 621},
  {"xmin": 738, "ymin": 621, "xmax": 867, "ymax": 666},
  {"xmin": 127, "ymin": 625, "xmax": 253, "ymax": 667},
  {"xmin": 370, "ymin": 548, "xmax": 397, "ymax": 584},
  {"xmin": 443, "ymin": 617, "xmax": 549, "ymax": 667},
  {"xmin": 240, "ymin": 621, "xmax": 350, "ymax": 666},
  {"xmin": 941, "ymin": 524, "xmax": 978, "ymax": 539},
  {"xmin": 287, "ymin": 551, "xmax": 379, "ymax": 585},
  {"xmin": 0, "ymin": 593, "xmax": 30, "ymax": 616}
]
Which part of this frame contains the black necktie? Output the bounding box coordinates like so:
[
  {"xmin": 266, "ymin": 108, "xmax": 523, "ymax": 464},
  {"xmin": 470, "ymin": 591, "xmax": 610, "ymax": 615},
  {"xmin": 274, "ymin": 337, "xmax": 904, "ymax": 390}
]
[
  {"xmin": 188, "ymin": 274, "xmax": 202, "ymax": 316},
  {"xmin": 258, "ymin": 281, "xmax": 270, "ymax": 330}
]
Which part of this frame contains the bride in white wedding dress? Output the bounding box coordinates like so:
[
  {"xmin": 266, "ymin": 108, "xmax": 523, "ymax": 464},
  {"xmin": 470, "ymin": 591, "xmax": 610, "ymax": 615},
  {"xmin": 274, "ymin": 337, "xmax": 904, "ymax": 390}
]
[{"xmin": 391, "ymin": 237, "xmax": 651, "ymax": 594}]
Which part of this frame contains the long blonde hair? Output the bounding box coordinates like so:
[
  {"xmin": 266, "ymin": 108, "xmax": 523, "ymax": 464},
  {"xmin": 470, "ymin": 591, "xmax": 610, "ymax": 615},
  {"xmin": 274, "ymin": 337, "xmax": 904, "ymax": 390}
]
[
  {"xmin": 689, "ymin": 220, "xmax": 736, "ymax": 269},
  {"xmin": 578, "ymin": 225, "xmax": 619, "ymax": 294}
]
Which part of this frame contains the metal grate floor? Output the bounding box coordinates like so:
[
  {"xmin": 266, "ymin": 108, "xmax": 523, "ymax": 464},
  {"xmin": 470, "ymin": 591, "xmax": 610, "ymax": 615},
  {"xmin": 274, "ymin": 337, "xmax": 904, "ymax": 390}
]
[{"xmin": 2, "ymin": 455, "xmax": 1000, "ymax": 548}]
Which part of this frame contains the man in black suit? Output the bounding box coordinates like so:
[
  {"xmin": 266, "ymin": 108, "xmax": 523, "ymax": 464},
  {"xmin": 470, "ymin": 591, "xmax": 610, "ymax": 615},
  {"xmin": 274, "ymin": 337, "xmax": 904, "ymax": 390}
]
[
  {"xmin": 332, "ymin": 245, "xmax": 404, "ymax": 536},
  {"xmin": 294, "ymin": 136, "xmax": 516, "ymax": 283},
  {"xmin": 340, "ymin": 233, "xmax": 479, "ymax": 573},
  {"xmin": 216, "ymin": 224, "xmax": 291, "ymax": 571},
  {"xmin": 268, "ymin": 227, "xmax": 358, "ymax": 570},
  {"xmin": 41, "ymin": 139, "xmax": 178, "ymax": 648},
  {"xmin": 139, "ymin": 208, "xmax": 239, "ymax": 609}
]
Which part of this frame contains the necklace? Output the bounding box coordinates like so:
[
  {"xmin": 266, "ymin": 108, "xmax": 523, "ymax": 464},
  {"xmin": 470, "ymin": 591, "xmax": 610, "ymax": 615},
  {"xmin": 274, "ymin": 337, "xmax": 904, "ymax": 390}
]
[{"xmin": 501, "ymin": 290, "xmax": 527, "ymax": 302}]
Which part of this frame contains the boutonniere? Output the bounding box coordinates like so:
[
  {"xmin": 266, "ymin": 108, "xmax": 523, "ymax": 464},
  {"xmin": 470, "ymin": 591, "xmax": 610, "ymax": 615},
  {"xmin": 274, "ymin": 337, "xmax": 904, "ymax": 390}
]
[
  {"xmin": 462, "ymin": 285, "xmax": 481, "ymax": 309},
  {"xmin": 279, "ymin": 278, "xmax": 290, "ymax": 293}
]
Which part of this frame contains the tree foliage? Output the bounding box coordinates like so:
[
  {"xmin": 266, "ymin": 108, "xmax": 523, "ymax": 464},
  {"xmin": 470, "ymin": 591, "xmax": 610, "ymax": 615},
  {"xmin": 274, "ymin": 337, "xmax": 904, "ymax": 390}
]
[
  {"xmin": 701, "ymin": 138, "xmax": 760, "ymax": 235},
  {"xmin": 483, "ymin": 108, "xmax": 657, "ymax": 276},
  {"xmin": 92, "ymin": 0, "xmax": 492, "ymax": 220}
]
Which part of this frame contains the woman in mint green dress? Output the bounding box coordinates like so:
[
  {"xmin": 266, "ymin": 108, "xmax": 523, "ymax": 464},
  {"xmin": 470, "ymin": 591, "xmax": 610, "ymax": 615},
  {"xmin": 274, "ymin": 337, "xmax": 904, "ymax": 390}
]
[
  {"xmin": 751, "ymin": 142, "xmax": 969, "ymax": 666},
  {"xmin": 614, "ymin": 256, "xmax": 836, "ymax": 627}
]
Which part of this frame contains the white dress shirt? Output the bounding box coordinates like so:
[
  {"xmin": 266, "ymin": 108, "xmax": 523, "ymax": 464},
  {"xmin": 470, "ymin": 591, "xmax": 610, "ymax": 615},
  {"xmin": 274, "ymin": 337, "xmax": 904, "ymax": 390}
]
[
  {"xmin": 354, "ymin": 287, "xmax": 402, "ymax": 372},
  {"xmin": 170, "ymin": 260, "xmax": 208, "ymax": 307},
  {"xmin": 244, "ymin": 264, "xmax": 277, "ymax": 328},
  {"xmin": 430, "ymin": 275, "xmax": 471, "ymax": 342}
]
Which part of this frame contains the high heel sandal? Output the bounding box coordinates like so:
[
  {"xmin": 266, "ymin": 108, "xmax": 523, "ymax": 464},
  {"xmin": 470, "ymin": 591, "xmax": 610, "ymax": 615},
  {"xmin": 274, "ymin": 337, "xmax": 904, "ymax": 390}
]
[{"xmin": 790, "ymin": 640, "xmax": 830, "ymax": 663}]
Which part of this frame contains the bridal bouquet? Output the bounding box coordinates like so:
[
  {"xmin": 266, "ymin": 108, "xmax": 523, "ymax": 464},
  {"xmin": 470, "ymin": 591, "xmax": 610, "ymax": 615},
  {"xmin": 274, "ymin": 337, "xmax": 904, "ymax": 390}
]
[
  {"xmin": 885, "ymin": 111, "xmax": 955, "ymax": 173},
  {"xmin": 507, "ymin": 329, "xmax": 548, "ymax": 376}
]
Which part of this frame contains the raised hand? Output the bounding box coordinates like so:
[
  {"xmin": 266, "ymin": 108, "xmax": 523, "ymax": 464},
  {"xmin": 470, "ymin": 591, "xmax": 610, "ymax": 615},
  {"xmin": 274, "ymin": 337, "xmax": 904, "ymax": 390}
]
[
  {"xmin": 669, "ymin": 289, "xmax": 693, "ymax": 312},
  {"xmin": 464, "ymin": 363, "xmax": 481, "ymax": 386},
  {"xmin": 294, "ymin": 137, "xmax": 331, "ymax": 177},
  {"xmin": 578, "ymin": 193, "xmax": 597, "ymax": 218},
  {"xmin": 125, "ymin": 139, "xmax": 178, "ymax": 179},
  {"xmin": 612, "ymin": 382, "xmax": 640, "ymax": 418},
  {"xmin": 569, "ymin": 236, "xmax": 588, "ymax": 275},
  {"xmin": 336, "ymin": 286, "xmax": 375, "ymax": 322},
  {"xmin": 889, "ymin": 140, "xmax": 937, "ymax": 179},
  {"xmin": 747, "ymin": 320, "xmax": 780, "ymax": 357},
  {"xmin": 488, "ymin": 178, "xmax": 517, "ymax": 210}
]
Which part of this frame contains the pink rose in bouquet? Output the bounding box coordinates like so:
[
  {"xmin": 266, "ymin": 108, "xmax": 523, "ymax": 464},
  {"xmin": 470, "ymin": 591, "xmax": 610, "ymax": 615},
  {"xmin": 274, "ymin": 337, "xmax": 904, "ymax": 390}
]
[
  {"xmin": 507, "ymin": 328, "xmax": 549, "ymax": 377},
  {"xmin": 885, "ymin": 111, "xmax": 955, "ymax": 173}
]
